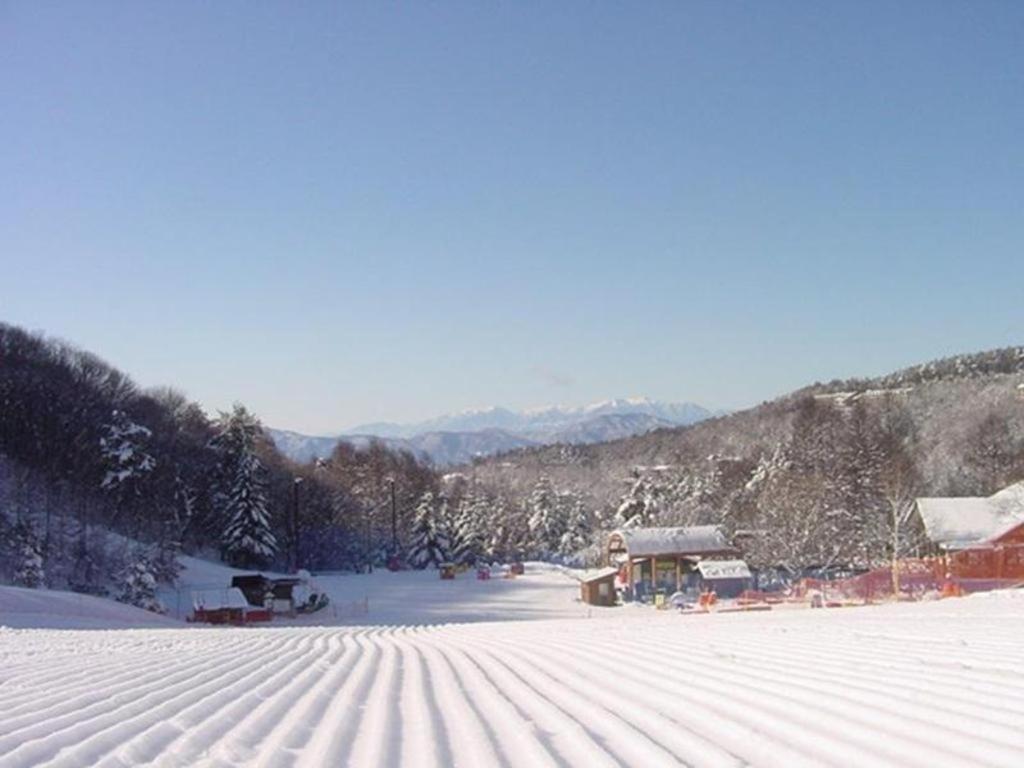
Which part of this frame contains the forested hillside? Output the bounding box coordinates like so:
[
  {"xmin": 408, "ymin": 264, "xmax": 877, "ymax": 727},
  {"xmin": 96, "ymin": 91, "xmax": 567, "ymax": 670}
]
[
  {"xmin": 0, "ymin": 322, "xmax": 437, "ymax": 600},
  {"xmin": 466, "ymin": 348, "xmax": 1024, "ymax": 571},
  {"xmin": 3, "ymin": 319, "xmax": 1023, "ymax": 600}
]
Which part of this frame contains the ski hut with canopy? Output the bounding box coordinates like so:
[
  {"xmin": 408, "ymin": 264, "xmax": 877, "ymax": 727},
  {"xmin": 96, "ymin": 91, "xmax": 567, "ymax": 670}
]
[{"xmin": 606, "ymin": 525, "xmax": 738, "ymax": 599}]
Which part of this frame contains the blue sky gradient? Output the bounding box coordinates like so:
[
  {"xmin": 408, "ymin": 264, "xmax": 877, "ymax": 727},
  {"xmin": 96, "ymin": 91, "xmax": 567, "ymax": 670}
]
[{"xmin": 2, "ymin": 2, "xmax": 1022, "ymax": 432}]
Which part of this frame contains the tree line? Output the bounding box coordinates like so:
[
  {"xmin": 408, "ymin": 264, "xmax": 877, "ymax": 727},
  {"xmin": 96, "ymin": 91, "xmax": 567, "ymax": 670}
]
[{"xmin": 3, "ymin": 322, "xmax": 1022, "ymax": 606}]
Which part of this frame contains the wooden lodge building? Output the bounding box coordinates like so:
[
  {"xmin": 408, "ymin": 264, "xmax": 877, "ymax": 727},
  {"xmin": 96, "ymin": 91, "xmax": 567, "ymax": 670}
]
[
  {"xmin": 605, "ymin": 525, "xmax": 739, "ymax": 599},
  {"xmin": 915, "ymin": 481, "xmax": 1024, "ymax": 582}
]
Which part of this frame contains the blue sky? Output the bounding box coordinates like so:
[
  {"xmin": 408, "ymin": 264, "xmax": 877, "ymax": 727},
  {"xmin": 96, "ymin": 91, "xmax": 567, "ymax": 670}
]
[{"xmin": 2, "ymin": 2, "xmax": 1022, "ymax": 433}]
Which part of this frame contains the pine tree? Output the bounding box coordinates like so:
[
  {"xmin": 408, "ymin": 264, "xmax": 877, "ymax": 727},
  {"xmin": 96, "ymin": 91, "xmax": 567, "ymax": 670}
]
[
  {"xmin": 557, "ymin": 492, "xmax": 592, "ymax": 562},
  {"xmin": 450, "ymin": 491, "xmax": 484, "ymax": 566},
  {"xmin": 13, "ymin": 522, "xmax": 45, "ymax": 588},
  {"xmin": 222, "ymin": 450, "xmax": 276, "ymax": 568},
  {"xmin": 527, "ymin": 475, "xmax": 565, "ymax": 557},
  {"xmin": 213, "ymin": 405, "xmax": 277, "ymax": 568},
  {"xmin": 99, "ymin": 410, "xmax": 156, "ymax": 529},
  {"xmin": 407, "ymin": 492, "xmax": 449, "ymax": 569},
  {"xmin": 99, "ymin": 410, "xmax": 156, "ymax": 492},
  {"xmin": 150, "ymin": 539, "xmax": 183, "ymax": 585},
  {"xmin": 116, "ymin": 552, "xmax": 164, "ymax": 613},
  {"xmin": 614, "ymin": 470, "xmax": 663, "ymax": 528}
]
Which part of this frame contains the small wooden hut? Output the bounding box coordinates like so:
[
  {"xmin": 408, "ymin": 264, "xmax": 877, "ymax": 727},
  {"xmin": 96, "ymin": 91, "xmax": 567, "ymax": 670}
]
[{"xmin": 579, "ymin": 567, "xmax": 619, "ymax": 606}]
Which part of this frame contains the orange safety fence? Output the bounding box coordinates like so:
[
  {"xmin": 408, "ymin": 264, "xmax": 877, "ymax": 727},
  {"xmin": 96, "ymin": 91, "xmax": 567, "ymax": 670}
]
[{"xmin": 789, "ymin": 544, "xmax": 1024, "ymax": 603}]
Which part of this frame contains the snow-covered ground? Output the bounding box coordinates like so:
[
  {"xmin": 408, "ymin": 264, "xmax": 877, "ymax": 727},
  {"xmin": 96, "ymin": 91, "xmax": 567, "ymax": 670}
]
[
  {"xmin": 2, "ymin": 573, "xmax": 1024, "ymax": 767},
  {"xmin": 159, "ymin": 559, "xmax": 596, "ymax": 625},
  {"xmin": 0, "ymin": 586, "xmax": 181, "ymax": 630}
]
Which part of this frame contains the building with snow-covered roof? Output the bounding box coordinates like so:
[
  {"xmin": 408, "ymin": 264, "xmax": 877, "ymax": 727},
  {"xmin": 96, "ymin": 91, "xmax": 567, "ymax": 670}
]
[
  {"xmin": 915, "ymin": 481, "xmax": 1024, "ymax": 584},
  {"xmin": 605, "ymin": 526, "xmax": 739, "ymax": 599},
  {"xmin": 695, "ymin": 559, "xmax": 753, "ymax": 598},
  {"xmin": 915, "ymin": 482, "xmax": 1024, "ymax": 551},
  {"xmin": 578, "ymin": 567, "xmax": 619, "ymax": 607}
]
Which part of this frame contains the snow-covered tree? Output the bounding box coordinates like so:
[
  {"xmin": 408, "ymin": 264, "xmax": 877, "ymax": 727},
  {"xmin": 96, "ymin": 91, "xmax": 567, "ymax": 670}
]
[
  {"xmin": 12, "ymin": 522, "xmax": 45, "ymax": 588},
  {"xmin": 447, "ymin": 491, "xmax": 485, "ymax": 566},
  {"xmin": 557, "ymin": 492, "xmax": 592, "ymax": 562},
  {"xmin": 150, "ymin": 539, "xmax": 183, "ymax": 585},
  {"xmin": 100, "ymin": 410, "xmax": 156, "ymax": 493},
  {"xmin": 614, "ymin": 470, "xmax": 664, "ymax": 528},
  {"xmin": 407, "ymin": 492, "xmax": 449, "ymax": 569},
  {"xmin": 527, "ymin": 475, "xmax": 565, "ymax": 557},
  {"xmin": 222, "ymin": 450, "xmax": 276, "ymax": 568},
  {"xmin": 213, "ymin": 405, "xmax": 277, "ymax": 568},
  {"xmin": 116, "ymin": 552, "xmax": 164, "ymax": 613}
]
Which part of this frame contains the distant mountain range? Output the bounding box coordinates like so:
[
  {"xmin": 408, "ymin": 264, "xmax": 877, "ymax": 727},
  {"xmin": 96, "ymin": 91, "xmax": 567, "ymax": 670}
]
[{"xmin": 268, "ymin": 398, "xmax": 718, "ymax": 465}]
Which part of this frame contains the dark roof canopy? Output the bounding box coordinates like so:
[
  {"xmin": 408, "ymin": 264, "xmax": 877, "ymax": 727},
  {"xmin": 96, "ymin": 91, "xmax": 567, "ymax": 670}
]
[{"xmin": 607, "ymin": 526, "xmax": 735, "ymax": 558}]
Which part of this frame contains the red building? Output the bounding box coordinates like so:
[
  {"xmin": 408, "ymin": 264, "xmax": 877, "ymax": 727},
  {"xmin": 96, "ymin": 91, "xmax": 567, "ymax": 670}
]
[{"xmin": 916, "ymin": 481, "xmax": 1024, "ymax": 584}]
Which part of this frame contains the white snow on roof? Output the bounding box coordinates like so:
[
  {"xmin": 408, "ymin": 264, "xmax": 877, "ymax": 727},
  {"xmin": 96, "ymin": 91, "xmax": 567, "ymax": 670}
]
[
  {"xmin": 611, "ymin": 526, "xmax": 732, "ymax": 556},
  {"xmin": 697, "ymin": 560, "xmax": 752, "ymax": 580},
  {"xmin": 579, "ymin": 567, "xmax": 619, "ymax": 583},
  {"xmin": 192, "ymin": 587, "xmax": 250, "ymax": 611},
  {"xmin": 916, "ymin": 481, "xmax": 1024, "ymax": 548}
]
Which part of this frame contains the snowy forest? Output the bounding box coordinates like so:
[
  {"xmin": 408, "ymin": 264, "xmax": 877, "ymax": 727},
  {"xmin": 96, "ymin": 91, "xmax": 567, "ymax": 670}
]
[
  {"xmin": 2, "ymin": 320, "xmax": 1024, "ymax": 608},
  {"xmin": 470, "ymin": 349, "xmax": 1024, "ymax": 572}
]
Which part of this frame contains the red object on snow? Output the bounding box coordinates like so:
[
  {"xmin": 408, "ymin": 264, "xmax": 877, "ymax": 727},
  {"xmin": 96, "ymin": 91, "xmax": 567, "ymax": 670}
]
[{"xmin": 476, "ymin": 566, "xmax": 491, "ymax": 580}]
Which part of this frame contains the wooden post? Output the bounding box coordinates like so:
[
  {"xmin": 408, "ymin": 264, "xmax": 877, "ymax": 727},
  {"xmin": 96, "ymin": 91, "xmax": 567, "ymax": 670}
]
[
  {"xmin": 675, "ymin": 557, "xmax": 682, "ymax": 592},
  {"xmin": 650, "ymin": 557, "xmax": 657, "ymax": 589}
]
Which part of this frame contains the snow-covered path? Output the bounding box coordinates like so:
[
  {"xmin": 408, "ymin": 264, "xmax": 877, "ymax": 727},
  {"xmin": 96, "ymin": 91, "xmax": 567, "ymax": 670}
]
[{"xmin": 2, "ymin": 593, "xmax": 1023, "ymax": 768}]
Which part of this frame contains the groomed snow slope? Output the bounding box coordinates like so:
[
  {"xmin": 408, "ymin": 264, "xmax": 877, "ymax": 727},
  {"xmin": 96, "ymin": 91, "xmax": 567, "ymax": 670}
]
[{"xmin": 2, "ymin": 590, "xmax": 1023, "ymax": 767}]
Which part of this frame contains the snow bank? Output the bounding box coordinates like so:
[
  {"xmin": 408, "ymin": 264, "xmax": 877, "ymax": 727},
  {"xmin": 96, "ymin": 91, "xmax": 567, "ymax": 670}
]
[{"xmin": 0, "ymin": 586, "xmax": 180, "ymax": 630}]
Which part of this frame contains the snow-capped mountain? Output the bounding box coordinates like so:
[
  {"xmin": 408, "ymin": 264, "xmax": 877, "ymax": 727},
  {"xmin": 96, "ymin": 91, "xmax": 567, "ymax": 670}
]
[
  {"xmin": 344, "ymin": 397, "xmax": 714, "ymax": 439},
  {"xmin": 268, "ymin": 398, "xmax": 716, "ymax": 465}
]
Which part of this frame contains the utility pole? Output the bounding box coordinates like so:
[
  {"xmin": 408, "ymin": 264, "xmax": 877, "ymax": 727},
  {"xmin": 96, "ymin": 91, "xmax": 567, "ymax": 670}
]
[
  {"xmin": 292, "ymin": 477, "xmax": 303, "ymax": 572},
  {"xmin": 365, "ymin": 507, "xmax": 373, "ymax": 574},
  {"xmin": 390, "ymin": 478, "xmax": 398, "ymax": 556}
]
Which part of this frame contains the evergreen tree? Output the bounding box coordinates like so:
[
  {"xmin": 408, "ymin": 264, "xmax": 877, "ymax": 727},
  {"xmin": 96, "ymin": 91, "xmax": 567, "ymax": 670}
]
[
  {"xmin": 557, "ymin": 492, "xmax": 592, "ymax": 562},
  {"xmin": 222, "ymin": 450, "xmax": 276, "ymax": 567},
  {"xmin": 150, "ymin": 539, "xmax": 184, "ymax": 585},
  {"xmin": 116, "ymin": 551, "xmax": 164, "ymax": 613},
  {"xmin": 527, "ymin": 475, "xmax": 564, "ymax": 557},
  {"xmin": 614, "ymin": 470, "xmax": 663, "ymax": 528},
  {"xmin": 99, "ymin": 409, "xmax": 156, "ymax": 524},
  {"xmin": 13, "ymin": 522, "xmax": 45, "ymax": 588},
  {"xmin": 214, "ymin": 405, "xmax": 277, "ymax": 568},
  {"xmin": 450, "ymin": 491, "xmax": 484, "ymax": 566},
  {"xmin": 407, "ymin": 492, "xmax": 449, "ymax": 569}
]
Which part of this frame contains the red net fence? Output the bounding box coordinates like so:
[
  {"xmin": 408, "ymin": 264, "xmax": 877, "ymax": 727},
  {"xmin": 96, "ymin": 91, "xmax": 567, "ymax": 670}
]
[{"xmin": 789, "ymin": 543, "xmax": 1024, "ymax": 603}]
